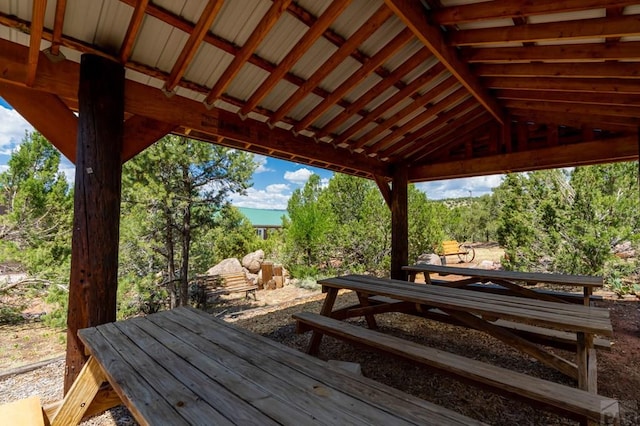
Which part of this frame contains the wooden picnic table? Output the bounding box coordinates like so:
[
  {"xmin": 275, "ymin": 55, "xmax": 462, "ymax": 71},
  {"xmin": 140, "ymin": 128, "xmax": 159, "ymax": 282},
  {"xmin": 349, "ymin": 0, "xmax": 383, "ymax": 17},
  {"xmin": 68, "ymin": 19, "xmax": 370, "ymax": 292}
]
[
  {"xmin": 313, "ymin": 275, "xmax": 613, "ymax": 395},
  {"xmin": 403, "ymin": 264, "xmax": 604, "ymax": 306},
  {"xmin": 48, "ymin": 306, "xmax": 483, "ymax": 426}
]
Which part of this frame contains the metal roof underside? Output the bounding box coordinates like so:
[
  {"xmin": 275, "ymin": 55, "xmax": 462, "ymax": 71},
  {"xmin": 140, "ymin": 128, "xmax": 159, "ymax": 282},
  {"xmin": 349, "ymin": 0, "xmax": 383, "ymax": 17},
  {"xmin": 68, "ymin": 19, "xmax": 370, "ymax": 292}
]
[{"xmin": 0, "ymin": 0, "xmax": 638, "ymax": 183}]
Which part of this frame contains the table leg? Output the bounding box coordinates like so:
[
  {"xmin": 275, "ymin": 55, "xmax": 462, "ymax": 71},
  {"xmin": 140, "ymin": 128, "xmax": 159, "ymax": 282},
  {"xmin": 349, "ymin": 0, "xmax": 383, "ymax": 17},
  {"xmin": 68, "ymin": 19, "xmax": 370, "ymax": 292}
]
[
  {"xmin": 307, "ymin": 287, "xmax": 339, "ymax": 355},
  {"xmin": 583, "ymin": 287, "xmax": 593, "ymax": 306},
  {"xmin": 356, "ymin": 292, "xmax": 378, "ymax": 330},
  {"xmin": 577, "ymin": 332, "xmax": 597, "ymax": 393},
  {"xmin": 50, "ymin": 357, "xmax": 106, "ymax": 426}
]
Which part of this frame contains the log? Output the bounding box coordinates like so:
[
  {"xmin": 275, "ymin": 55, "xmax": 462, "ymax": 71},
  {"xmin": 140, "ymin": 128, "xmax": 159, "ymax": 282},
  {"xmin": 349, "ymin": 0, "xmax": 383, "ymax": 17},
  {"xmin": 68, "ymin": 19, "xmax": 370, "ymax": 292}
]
[{"xmin": 65, "ymin": 54, "xmax": 124, "ymax": 393}]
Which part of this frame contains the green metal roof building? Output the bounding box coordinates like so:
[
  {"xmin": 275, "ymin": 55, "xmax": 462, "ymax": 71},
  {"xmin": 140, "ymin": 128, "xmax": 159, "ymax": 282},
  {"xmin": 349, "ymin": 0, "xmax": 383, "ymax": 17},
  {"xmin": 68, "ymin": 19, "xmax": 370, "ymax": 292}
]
[{"xmin": 237, "ymin": 207, "xmax": 288, "ymax": 239}]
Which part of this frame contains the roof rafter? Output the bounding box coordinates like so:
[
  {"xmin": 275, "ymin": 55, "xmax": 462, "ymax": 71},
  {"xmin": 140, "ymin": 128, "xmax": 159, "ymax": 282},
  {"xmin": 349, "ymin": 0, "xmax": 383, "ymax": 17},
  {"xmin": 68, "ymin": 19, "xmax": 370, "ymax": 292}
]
[
  {"xmin": 504, "ymin": 99, "xmax": 640, "ymax": 119},
  {"xmin": 239, "ymin": 0, "xmax": 351, "ymax": 117},
  {"xmin": 476, "ymin": 63, "xmax": 640, "ymax": 79},
  {"xmin": 333, "ymin": 63, "xmax": 447, "ymax": 146},
  {"xmin": 450, "ymin": 15, "xmax": 640, "ymax": 46},
  {"xmin": 355, "ymin": 77, "xmax": 462, "ymax": 151},
  {"xmin": 465, "ymin": 41, "xmax": 640, "ymax": 63},
  {"xmin": 268, "ymin": 5, "xmax": 393, "ymax": 127},
  {"xmin": 293, "ymin": 27, "xmax": 414, "ymax": 134},
  {"xmin": 378, "ymin": 98, "xmax": 484, "ymax": 163},
  {"xmin": 119, "ymin": 0, "xmax": 149, "ymax": 63},
  {"xmin": 433, "ymin": 0, "xmax": 639, "ymax": 25},
  {"xmin": 384, "ymin": 0, "xmax": 504, "ymax": 125},
  {"xmin": 482, "ymin": 76, "xmax": 640, "ymax": 94},
  {"xmin": 316, "ymin": 47, "xmax": 433, "ymax": 140},
  {"xmin": 204, "ymin": 0, "xmax": 292, "ymax": 107},
  {"xmin": 164, "ymin": 0, "xmax": 224, "ymax": 94},
  {"xmin": 48, "ymin": 0, "xmax": 67, "ymax": 57},
  {"xmin": 496, "ymin": 89, "xmax": 640, "ymax": 107},
  {"xmin": 26, "ymin": 0, "xmax": 46, "ymax": 86}
]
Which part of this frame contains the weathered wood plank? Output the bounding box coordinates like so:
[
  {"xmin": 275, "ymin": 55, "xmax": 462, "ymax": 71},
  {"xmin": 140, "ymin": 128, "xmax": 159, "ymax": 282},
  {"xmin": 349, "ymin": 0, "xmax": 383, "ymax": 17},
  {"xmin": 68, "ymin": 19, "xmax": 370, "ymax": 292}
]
[
  {"xmin": 78, "ymin": 326, "xmax": 194, "ymax": 425},
  {"xmin": 175, "ymin": 307, "xmax": 483, "ymax": 426},
  {"xmin": 319, "ymin": 276, "xmax": 612, "ymax": 335},
  {"xmin": 293, "ymin": 312, "xmax": 619, "ymax": 424}
]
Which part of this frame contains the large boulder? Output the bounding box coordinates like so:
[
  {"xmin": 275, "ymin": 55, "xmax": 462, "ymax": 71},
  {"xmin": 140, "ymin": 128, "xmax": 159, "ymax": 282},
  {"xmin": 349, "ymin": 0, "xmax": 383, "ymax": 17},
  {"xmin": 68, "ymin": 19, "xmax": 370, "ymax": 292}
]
[
  {"xmin": 416, "ymin": 253, "xmax": 442, "ymax": 266},
  {"xmin": 242, "ymin": 249, "xmax": 265, "ymax": 274},
  {"xmin": 206, "ymin": 258, "xmax": 243, "ymax": 276}
]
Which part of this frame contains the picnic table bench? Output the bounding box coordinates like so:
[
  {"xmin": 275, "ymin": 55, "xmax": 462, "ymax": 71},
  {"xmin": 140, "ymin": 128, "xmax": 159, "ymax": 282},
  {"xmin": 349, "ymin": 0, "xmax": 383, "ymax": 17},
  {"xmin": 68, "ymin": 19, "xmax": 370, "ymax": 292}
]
[
  {"xmin": 294, "ymin": 274, "xmax": 619, "ymax": 426},
  {"xmin": 47, "ymin": 306, "xmax": 483, "ymax": 426}
]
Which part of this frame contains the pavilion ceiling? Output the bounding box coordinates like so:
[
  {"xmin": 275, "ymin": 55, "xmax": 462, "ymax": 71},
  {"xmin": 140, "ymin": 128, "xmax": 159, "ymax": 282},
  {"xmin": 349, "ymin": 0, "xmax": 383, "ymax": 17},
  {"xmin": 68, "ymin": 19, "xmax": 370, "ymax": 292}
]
[{"xmin": 0, "ymin": 0, "xmax": 638, "ymax": 182}]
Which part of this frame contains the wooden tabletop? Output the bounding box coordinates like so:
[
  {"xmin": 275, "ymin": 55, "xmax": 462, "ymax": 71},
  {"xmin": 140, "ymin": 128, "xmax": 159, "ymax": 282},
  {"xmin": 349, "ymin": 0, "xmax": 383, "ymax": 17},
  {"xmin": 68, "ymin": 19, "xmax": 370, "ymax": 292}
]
[
  {"xmin": 76, "ymin": 306, "xmax": 483, "ymax": 426},
  {"xmin": 318, "ymin": 275, "xmax": 612, "ymax": 336},
  {"xmin": 402, "ymin": 264, "xmax": 604, "ymax": 287}
]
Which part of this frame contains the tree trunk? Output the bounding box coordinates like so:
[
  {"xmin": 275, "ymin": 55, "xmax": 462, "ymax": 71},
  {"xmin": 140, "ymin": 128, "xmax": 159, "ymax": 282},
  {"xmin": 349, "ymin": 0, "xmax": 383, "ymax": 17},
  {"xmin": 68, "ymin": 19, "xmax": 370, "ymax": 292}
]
[
  {"xmin": 180, "ymin": 203, "xmax": 191, "ymax": 306},
  {"xmin": 165, "ymin": 208, "xmax": 177, "ymax": 309},
  {"xmin": 64, "ymin": 54, "xmax": 124, "ymax": 393}
]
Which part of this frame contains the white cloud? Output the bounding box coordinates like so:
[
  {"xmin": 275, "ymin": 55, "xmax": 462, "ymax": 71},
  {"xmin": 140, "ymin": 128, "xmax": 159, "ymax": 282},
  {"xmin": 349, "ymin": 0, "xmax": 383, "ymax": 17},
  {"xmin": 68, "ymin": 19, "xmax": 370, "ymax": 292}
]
[
  {"xmin": 284, "ymin": 167, "xmax": 313, "ymax": 185},
  {"xmin": 253, "ymin": 154, "xmax": 273, "ymax": 173},
  {"xmin": 416, "ymin": 174, "xmax": 504, "ymax": 200},
  {"xmin": 265, "ymin": 183, "xmax": 289, "ymax": 194},
  {"xmin": 59, "ymin": 164, "xmax": 76, "ymax": 185},
  {"xmin": 0, "ymin": 107, "xmax": 34, "ymax": 155},
  {"xmin": 231, "ymin": 185, "xmax": 292, "ymax": 210}
]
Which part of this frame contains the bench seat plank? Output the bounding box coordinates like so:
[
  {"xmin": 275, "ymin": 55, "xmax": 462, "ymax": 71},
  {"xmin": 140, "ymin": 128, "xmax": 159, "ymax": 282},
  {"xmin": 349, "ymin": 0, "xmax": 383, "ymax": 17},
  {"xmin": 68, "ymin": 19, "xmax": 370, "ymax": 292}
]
[{"xmin": 293, "ymin": 312, "xmax": 619, "ymax": 425}]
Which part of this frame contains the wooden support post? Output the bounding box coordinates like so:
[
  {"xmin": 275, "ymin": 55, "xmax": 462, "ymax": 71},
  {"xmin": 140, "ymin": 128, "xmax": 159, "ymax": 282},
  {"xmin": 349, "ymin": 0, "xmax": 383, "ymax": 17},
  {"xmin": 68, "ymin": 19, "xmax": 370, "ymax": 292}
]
[
  {"xmin": 391, "ymin": 165, "xmax": 408, "ymax": 280},
  {"xmin": 64, "ymin": 54, "xmax": 124, "ymax": 393}
]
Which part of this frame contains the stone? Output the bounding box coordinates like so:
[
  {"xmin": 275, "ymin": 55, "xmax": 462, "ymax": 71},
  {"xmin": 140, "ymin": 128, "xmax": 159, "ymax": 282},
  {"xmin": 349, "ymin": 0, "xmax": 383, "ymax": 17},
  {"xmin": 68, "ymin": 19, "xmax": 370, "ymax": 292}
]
[
  {"xmin": 416, "ymin": 253, "xmax": 442, "ymax": 266},
  {"xmin": 242, "ymin": 249, "xmax": 264, "ymax": 274},
  {"xmin": 206, "ymin": 258, "xmax": 243, "ymax": 276}
]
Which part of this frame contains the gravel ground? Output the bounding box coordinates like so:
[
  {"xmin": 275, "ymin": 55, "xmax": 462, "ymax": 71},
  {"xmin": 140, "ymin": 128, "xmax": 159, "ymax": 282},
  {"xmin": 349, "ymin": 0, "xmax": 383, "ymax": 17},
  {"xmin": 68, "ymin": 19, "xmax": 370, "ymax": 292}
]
[{"xmin": 1, "ymin": 289, "xmax": 638, "ymax": 425}]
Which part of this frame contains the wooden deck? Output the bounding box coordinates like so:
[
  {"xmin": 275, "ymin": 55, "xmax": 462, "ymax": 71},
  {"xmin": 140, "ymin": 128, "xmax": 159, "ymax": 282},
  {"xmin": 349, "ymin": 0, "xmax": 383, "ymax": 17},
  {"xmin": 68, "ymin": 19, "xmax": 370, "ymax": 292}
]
[{"xmin": 49, "ymin": 306, "xmax": 484, "ymax": 425}]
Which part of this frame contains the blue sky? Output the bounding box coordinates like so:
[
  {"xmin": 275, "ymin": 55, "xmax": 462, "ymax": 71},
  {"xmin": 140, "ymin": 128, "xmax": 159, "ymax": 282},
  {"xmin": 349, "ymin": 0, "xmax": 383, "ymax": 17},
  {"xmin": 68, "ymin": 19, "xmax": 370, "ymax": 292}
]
[{"xmin": 0, "ymin": 99, "xmax": 502, "ymax": 209}]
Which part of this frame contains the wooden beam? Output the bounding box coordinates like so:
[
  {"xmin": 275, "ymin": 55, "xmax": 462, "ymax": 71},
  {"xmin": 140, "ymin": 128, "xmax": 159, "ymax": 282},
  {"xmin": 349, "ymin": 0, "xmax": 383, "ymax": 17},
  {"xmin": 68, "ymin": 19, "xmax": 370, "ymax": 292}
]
[
  {"xmin": 164, "ymin": 0, "xmax": 224, "ymax": 94},
  {"xmin": 122, "ymin": 115, "xmax": 176, "ymax": 162},
  {"xmin": 382, "ymin": 99, "xmax": 480, "ymax": 160},
  {"xmin": 451, "ymin": 15, "xmax": 640, "ymax": 46},
  {"xmin": 26, "ymin": 0, "xmax": 47, "ymax": 86},
  {"xmin": 239, "ymin": 0, "xmax": 350, "ymax": 117},
  {"xmin": 49, "ymin": 0, "xmax": 68, "ymax": 57},
  {"xmin": 409, "ymin": 135, "xmax": 638, "ymax": 182},
  {"xmin": 204, "ymin": 0, "xmax": 291, "ymax": 106},
  {"xmin": 391, "ymin": 165, "xmax": 408, "ymax": 280},
  {"xmin": 316, "ymin": 47, "xmax": 433, "ymax": 140},
  {"xmin": 65, "ymin": 54, "xmax": 124, "ymax": 393},
  {"xmin": 413, "ymin": 114, "xmax": 494, "ymax": 163},
  {"xmin": 119, "ymin": 0, "xmax": 149, "ymax": 63},
  {"xmin": 433, "ymin": 0, "xmax": 639, "ymax": 25},
  {"xmin": 293, "ymin": 27, "xmax": 414, "ymax": 133},
  {"xmin": 362, "ymin": 84, "xmax": 468, "ymax": 153},
  {"xmin": 374, "ymin": 174, "xmax": 392, "ymax": 208},
  {"xmin": 465, "ymin": 41, "xmax": 640, "ymax": 63},
  {"xmin": 496, "ymin": 89, "xmax": 640, "ymax": 107},
  {"xmin": 475, "ymin": 63, "xmax": 640, "ymax": 79},
  {"xmin": 0, "ymin": 82, "xmax": 77, "ymax": 162},
  {"xmin": 269, "ymin": 5, "xmax": 393, "ymax": 127},
  {"xmin": 334, "ymin": 63, "xmax": 447, "ymax": 146},
  {"xmin": 483, "ymin": 76, "xmax": 640, "ymax": 94},
  {"xmin": 504, "ymin": 99, "xmax": 640, "ymax": 119},
  {"xmin": 509, "ymin": 109, "xmax": 636, "ymax": 132},
  {"xmin": 0, "ymin": 38, "xmax": 389, "ymax": 178},
  {"xmin": 384, "ymin": 0, "xmax": 504, "ymax": 124}
]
